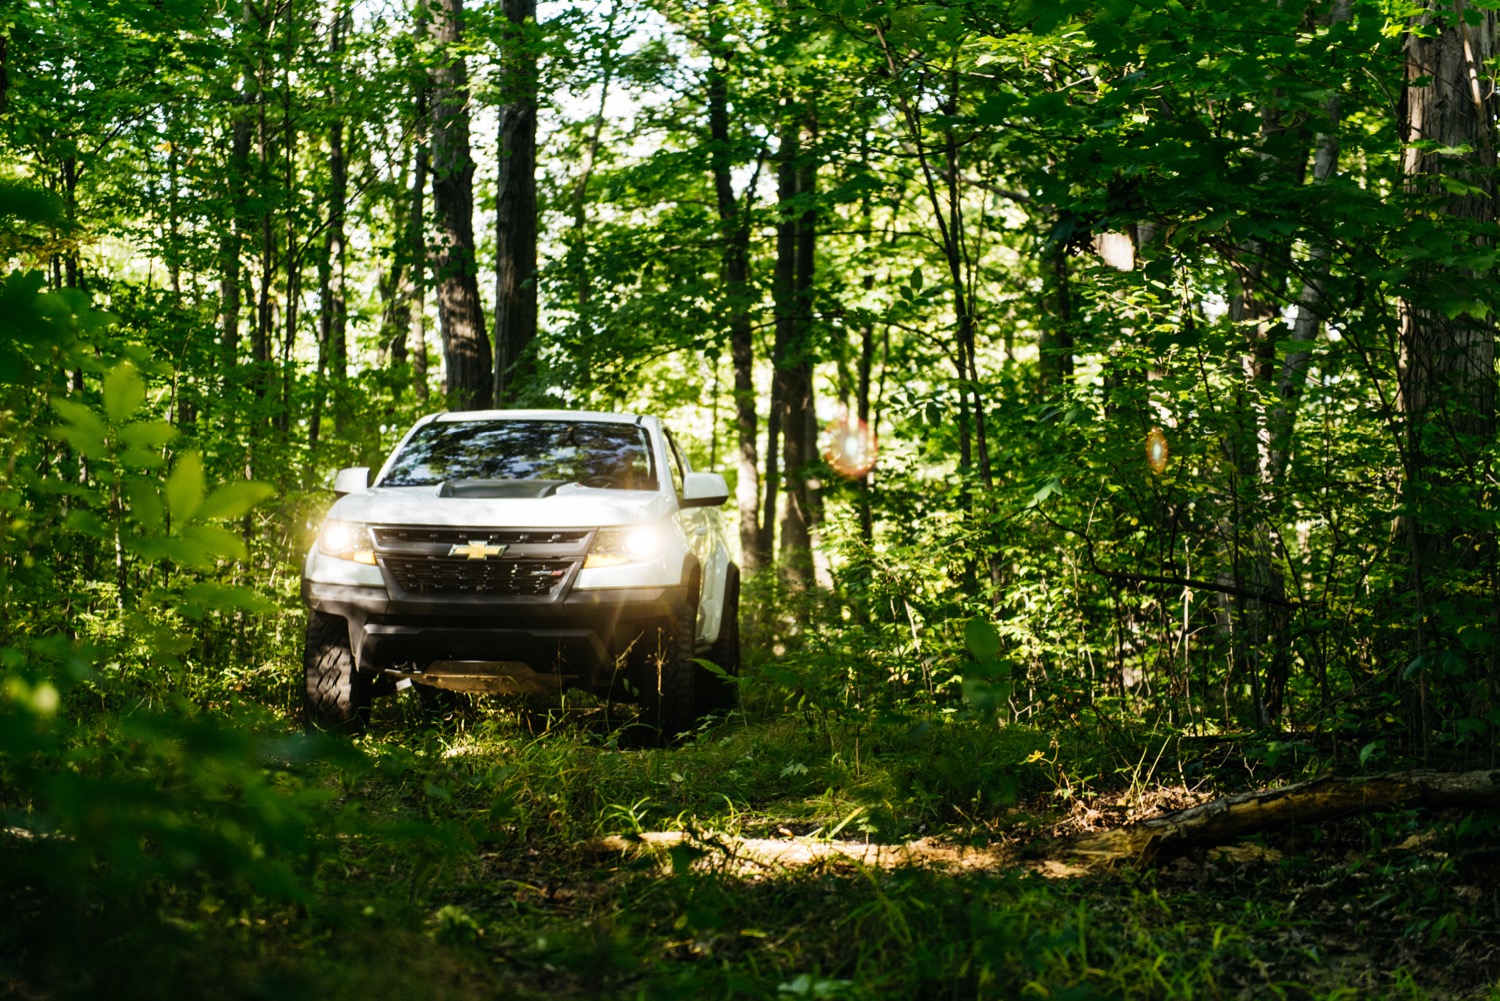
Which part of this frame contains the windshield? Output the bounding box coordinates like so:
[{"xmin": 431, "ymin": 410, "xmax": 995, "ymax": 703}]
[{"xmin": 379, "ymin": 420, "xmax": 658, "ymax": 490}]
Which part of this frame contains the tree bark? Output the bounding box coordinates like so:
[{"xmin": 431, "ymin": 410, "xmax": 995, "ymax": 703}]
[
  {"xmin": 219, "ymin": 1, "xmax": 257, "ymax": 368},
  {"xmin": 779, "ymin": 118, "xmax": 817, "ymax": 584},
  {"xmin": 1217, "ymin": 97, "xmax": 1310, "ymax": 726},
  {"xmin": 1397, "ymin": 1, "xmax": 1499, "ymax": 749},
  {"xmin": 706, "ymin": 1, "xmax": 764, "ymax": 574},
  {"xmin": 411, "ymin": 144, "xmax": 431, "ymax": 403},
  {"xmin": 428, "ymin": 0, "xmax": 493, "ymax": 411},
  {"xmin": 1398, "ymin": 1, "xmax": 1498, "ymax": 549},
  {"xmin": 761, "ymin": 123, "xmax": 798, "ymax": 563},
  {"xmin": 393, "ymin": 19, "xmax": 431, "ymax": 403},
  {"xmin": 312, "ymin": 5, "xmax": 349, "ymax": 446},
  {"xmin": 1038, "ymin": 242, "xmax": 1073, "ymax": 390},
  {"xmin": 493, "ymin": 0, "xmax": 538, "ymax": 405}
]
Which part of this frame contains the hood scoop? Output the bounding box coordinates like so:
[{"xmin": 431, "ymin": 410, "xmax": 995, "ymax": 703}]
[{"xmin": 437, "ymin": 479, "xmax": 565, "ymax": 499}]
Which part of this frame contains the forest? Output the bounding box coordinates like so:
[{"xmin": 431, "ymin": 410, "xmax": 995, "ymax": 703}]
[{"xmin": 4, "ymin": 0, "xmax": 1500, "ymax": 996}]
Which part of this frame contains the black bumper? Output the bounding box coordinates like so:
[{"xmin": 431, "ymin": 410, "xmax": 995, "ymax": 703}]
[{"xmin": 302, "ymin": 580, "xmax": 689, "ymax": 688}]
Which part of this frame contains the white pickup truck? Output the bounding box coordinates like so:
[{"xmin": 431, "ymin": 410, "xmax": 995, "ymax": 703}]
[{"xmin": 300, "ymin": 409, "xmax": 739, "ymax": 739}]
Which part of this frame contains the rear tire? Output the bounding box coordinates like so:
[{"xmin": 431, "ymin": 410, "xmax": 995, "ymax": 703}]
[
  {"xmin": 697, "ymin": 564, "xmax": 740, "ymax": 716},
  {"xmin": 303, "ymin": 611, "xmax": 372, "ymax": 733}
]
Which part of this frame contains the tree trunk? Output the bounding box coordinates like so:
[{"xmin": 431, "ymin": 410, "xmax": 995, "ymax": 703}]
[
  {"xmin": 165, "ymin": 108, "xmax": 181, "ymax": 297},
  {"xmin": 1397, "ymin": 0, "xmax": 1499, "ymax": 748},
  {"xmin": 779, "ymin": 117, "xmax": 817, "ymax": 584},
  {"xmin": 762, "ymin": 118, "xmax": 800, "ymax": 564},
  {"xmin": 566, "ymin": 6, "xmax": 616, "ymax": 316},
  {"xmin": 312, "ymin": 6, "xmax": 349, "ymax": 446},
  {"xmin": 253, "ymin": 48, "xmax": 274, "ymax": 377},
  {"xmin": 388, "ymin": 24, "xmax": 431, "ymax": 403},
  {"xmin": 1037, "ymin": 242, "xmax": 1073, "ymax": 390},
  {"xmin": 706, "ymin": 1, "xmax": 764, "ymax": 573},
  {"xmin": 493, "ymin": 0, "xmax": 538, "ymax": 405},
  {"xmin": 326, "ymin": 39, "xmax": 348, "ymax": 390},
  {"xmin": 410, "ymin": 145, "xmax": 431, "ymax": 403},
  {"xmin": 220, "ymin": 68, "xmax": 252, "ymax": 366},
  {"xmin": 428, "ymin": 0, "xmax": 492, "ymax": 411},
  {"xmin": 1217, "ymin": 97, "xmax": 1310, "ymax": 727},
  {"xmin": 1399, "ymin": 1, "xmax": 1498, "ymax": 536}
]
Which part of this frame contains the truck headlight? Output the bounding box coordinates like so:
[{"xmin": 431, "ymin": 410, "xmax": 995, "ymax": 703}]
[
  {"xmin": 317, "ymin": 520, "xmax": 377, "ymax": 565},
  {"xmin": 584, "ymin": 526, "xmax": 661, "ymax": 568}
]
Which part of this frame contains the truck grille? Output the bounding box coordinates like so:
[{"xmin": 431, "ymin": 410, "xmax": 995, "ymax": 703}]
[
  {"xmin": 383, "ymin": 556, "xmax": 575, "ymax": 597},
  {"xmin": 374, "ymin": 528, "xmax": 589, "ymax": 547}
]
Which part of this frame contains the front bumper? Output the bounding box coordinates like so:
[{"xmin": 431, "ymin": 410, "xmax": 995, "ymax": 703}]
[{"xmin": 301, "ymin": 580, "xmax": 688, "ymax": 689}]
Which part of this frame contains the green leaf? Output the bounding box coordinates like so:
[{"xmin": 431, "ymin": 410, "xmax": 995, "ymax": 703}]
[
  {"xmin": 50, "ymin": 397, "xmax": 108, "ymax": 459},
  {"xmin": 118, "ymin": 420, "xmax": 177, "ymax": 450},
  {"xmin": 1028, "ymin": 477, "xmax": 1061, "ymax": 507},
  {"xmin": 178, "ymin": 523, "xmax": 248, "ymax": 563},
  {"xmin": 63, "ymin": 509, "xmax": 108, "ymax": 539},
  {"xmin": 964, "ymin": 617, "xmax": 1002, "ymax": 662},
  {"xmin": 197, "ymin": 481, "xmax": 276, "ymax": 522},
  {"xmin": 165, "ymin": 452, "xmax": 206, "ymax": 523},
  {"xmin": 126, "ymin": 479, "xmax": 164, "ymax": 531},
  {"xmin": 102, "ymin": 363, "xmax": 146, "ymax": 424},
  {"xmin": 909, "ymin": 266, "xmax": 924, "ymax": 292},
  {"xmin": 974, "ymin": 91, "xmax": 1017, "ymax": 127},
  {"xmin": 119, "ymin": 448, "xmax": 166, "ymax": 470},
  {"xmin": 694, "ymin": 658, "xmax": 732, "ymax": 680},
  {"xmin": 51, "ymin": 425, "xmax": 108, "ymax": 461}
]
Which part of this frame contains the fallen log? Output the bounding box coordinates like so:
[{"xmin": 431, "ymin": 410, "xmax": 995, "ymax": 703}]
[{"xmin": 1062, "ymin": 769, "xmax": 1500, "ymax": 865}]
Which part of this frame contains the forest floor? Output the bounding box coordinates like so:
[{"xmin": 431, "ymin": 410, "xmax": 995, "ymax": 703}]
[
  {"xmin": 288, "ymin": 700, "xmax": 1500, "ymax": 999},
  {"xmin": 9, "ymin": 696, "xmax": 1500, "ymax": 1000}
]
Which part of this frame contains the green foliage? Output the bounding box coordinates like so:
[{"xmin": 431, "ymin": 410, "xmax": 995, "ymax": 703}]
[{"xmin": 5, "ymin": 0, "xmax": 1500, "ymax": 994}]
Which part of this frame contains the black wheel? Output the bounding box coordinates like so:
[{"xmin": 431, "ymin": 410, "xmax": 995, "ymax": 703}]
[
  {"xmin": 697, "ymin": 564, "xmax": 740, "ymax": 716},
  {"xmin": 303, "ymin": 611, "xmax": 373, "ymax": 733},
  {"xmin": 635, "ymin": 583, "xmax": 699, "ymax": 742}
]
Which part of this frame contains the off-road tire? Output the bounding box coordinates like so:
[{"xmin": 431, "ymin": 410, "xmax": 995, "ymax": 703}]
[
  {"xmin": 697, "ymin": 564, "xmax": 740, "ymax": 716},
  {"xmin": 303, "ymin": 611, "xmax": 373, "ymax": 733},
  {"xmin": 636, "ymin": 587, "xmax": 699, "ymax": 742}
]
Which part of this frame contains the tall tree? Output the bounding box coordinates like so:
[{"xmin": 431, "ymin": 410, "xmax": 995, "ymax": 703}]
[
  {"xmin": 492, "ymin": 0, "xmax": 538, "ymax": 404},
  {"xmin": 1397, "ymin": 0, "xmax": 1498, "ymax": 741},
  {"xmin": 705, "ymin": 0, "xmax": 765, "ymax": 572},
  {"xmin": 312, "ymin": 3, "xmax": 350, "ymax": 445},
  {"xmin": 428, "ymin": 0, "xmax": 492, "ymax": 410},
  {"xmin": 776, "ymin": 109, "xmax": 818, "ymax": 583}
]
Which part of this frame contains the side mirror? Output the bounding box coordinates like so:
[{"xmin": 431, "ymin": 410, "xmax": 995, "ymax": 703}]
[
  {"xmin": 680, "ymin": 471, "xmax": 729, "ymax": 508},
  {"xmin": 333, "ymin": 466, "xmax": 371, "ymax": 497}
]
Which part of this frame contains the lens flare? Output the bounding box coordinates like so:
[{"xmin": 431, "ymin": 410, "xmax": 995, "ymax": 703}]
[
  {"xmin": 1146, "ymin": 427, "xmax": 1169, "ymax": 475},
  {"xmin": 822, "ymin": 412, "xmax": 878, "ymax": 479}
]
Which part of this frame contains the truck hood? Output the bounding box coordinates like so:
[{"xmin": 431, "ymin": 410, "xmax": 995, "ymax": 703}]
[{"xmin": 328, "ymin": 486, "xmax": 676, "ymax": 528}]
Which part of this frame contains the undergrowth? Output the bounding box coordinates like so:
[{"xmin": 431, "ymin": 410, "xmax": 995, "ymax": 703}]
[{"xmin": 6, "ymin": 692, "xmax": 1498, "ymax": 1000}]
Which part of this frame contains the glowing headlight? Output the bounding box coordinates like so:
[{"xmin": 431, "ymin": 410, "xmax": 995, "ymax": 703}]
[
  {"xmin": 317, "ymin": 520, "xmax": 377, "ymax": 565},
  {"xmin": 584, "ymin": 526, "xmax": 661, "ymax": 568}
]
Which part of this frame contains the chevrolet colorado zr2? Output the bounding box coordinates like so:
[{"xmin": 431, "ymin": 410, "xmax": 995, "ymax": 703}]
[{"xmin": 300, "ymin": 409, "xmax": 739, "ymax": 738}]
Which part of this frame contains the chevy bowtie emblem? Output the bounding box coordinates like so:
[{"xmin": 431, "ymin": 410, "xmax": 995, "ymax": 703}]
[{"xmin": 449, "ymin": 540, "xmax": 506, "ymax": 560}]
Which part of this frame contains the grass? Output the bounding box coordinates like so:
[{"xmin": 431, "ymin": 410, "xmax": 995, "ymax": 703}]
[{"xmin": 4, "ymin": 697, "xmax": 1500, "ymax": 999}]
